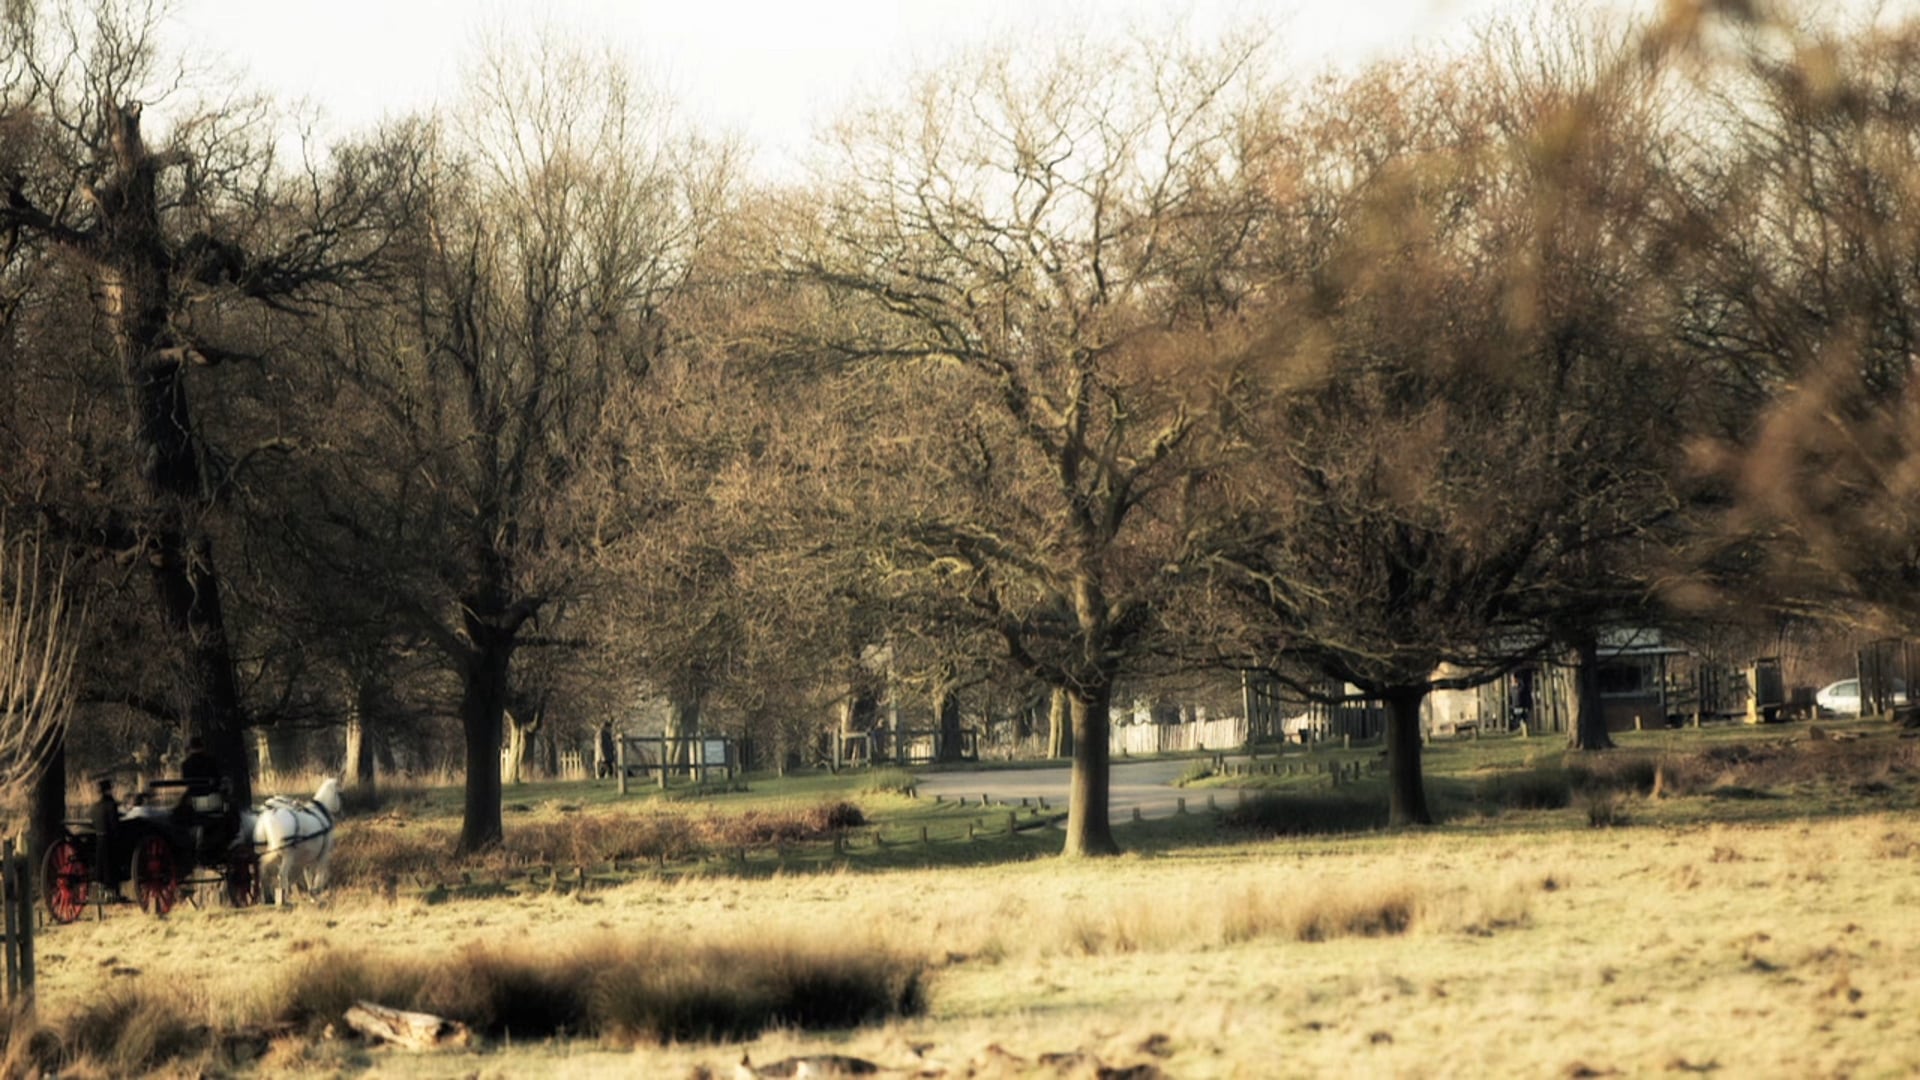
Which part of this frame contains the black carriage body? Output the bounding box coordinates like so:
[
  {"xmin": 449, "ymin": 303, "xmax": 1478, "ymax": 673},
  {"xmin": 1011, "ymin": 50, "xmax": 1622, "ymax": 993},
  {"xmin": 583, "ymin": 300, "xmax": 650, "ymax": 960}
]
[{"xmin": 41, "ymin": 777, "xmax": 261, "ymax": 922}]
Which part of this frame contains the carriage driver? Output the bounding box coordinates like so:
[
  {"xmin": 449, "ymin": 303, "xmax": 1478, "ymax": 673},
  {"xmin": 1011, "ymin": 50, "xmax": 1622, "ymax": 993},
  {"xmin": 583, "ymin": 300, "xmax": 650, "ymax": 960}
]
[
  {"xmin": 90, "ymin": 777, "xmax": 125, "ymax": 900},
  {"xmin": 180, "ymin": 736, "xmax": 219, "ymax": 791},
  {"xmin": 176, "ymin": 736, "xmax": 235, "ymax": 858}
]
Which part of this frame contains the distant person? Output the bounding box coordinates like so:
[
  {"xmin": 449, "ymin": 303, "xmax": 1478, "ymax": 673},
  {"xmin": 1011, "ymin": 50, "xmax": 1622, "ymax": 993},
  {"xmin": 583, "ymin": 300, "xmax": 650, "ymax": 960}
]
[{"xmin": 595, "ymin": 723, "xmax": 616, "ymax": 779}]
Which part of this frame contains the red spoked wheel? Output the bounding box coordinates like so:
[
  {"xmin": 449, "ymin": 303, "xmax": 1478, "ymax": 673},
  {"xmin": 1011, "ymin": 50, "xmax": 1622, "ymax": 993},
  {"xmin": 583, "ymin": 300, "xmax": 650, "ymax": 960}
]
[
  {"xmin": 131, "ymin": 833, "xmax": 179, "ymax": 916},
  {"xmin": 224, "ymin": 849, "xmax": 261, "ymax": 908},
  {"xmin": 41, "ymin": 836, "xmax": 91, "ymax": 924}
]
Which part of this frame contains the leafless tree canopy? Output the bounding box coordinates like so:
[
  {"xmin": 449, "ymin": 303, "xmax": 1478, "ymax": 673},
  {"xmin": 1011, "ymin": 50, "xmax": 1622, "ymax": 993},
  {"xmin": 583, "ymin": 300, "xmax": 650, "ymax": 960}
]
[{"xmin": 4, "ymin": 1, "xmax": 1920, "ymax": 852}]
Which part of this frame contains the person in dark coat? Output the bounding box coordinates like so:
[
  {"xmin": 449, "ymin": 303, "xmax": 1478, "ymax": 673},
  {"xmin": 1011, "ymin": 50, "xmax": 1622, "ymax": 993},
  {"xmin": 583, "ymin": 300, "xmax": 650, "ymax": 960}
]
[
  {"xmin": 176, "ymin": 736, "xmax": 233, "ymax": 857},
  {"xmin": 90, "ymin": 777, "xmax": 123, "ymax": 899},
  {"xmin": 180, "ymin": 737, "xmax": 219, "ymax": 791}
]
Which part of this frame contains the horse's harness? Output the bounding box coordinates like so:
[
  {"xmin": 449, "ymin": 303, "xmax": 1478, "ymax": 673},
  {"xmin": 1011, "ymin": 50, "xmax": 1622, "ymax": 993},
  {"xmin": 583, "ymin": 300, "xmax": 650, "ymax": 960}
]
[{"xmin": 258, "ymin": 795, "xmax": 335, "ymax": 854}]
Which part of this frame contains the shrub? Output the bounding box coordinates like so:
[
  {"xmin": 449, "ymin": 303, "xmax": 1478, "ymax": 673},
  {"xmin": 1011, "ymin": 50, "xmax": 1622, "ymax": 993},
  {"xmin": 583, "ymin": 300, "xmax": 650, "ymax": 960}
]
[
  {"xmin": 1220, "ymin": 791, "xmax": 1387, "ymax": 836},
  {"xmin": 1479, "ymin": 768, "xmax": 1572, "ymax": 811},
  {"xmin": 1582, "ymin": 792, "xmax": 1628, "ymax": 829},
  {"xmin": 1566, "ymin": 753, "xmax": 1662, "ymax": 797},
  {"xmin": 813, "ymin": 800, "xmax": 867, "ymax": 831}
]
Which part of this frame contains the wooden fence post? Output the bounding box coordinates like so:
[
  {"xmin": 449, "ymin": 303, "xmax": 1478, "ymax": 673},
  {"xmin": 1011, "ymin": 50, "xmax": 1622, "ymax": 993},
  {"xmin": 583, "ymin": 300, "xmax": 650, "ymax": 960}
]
[
  {"xmin": 617, "ymin": 740, "xmax": 629, "ymax": 796},
  {"xmin": 3, "ymin": 839, "xmax": 15, "ymax": 1003},
  {"xmin": 20, "ymin": 845, "xmax": 32, "ymax": 1009},
  {"xmin": 3, "ymin": 838, "xmax": 32, "ymax": 1010}
]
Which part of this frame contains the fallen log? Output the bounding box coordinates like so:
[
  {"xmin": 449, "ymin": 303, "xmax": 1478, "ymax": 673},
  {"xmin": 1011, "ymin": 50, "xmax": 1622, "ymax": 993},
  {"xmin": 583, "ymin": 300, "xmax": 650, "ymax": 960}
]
[{"xmin": 342, "ymin": 1001, "xmax": 472, "ymax": 1050}]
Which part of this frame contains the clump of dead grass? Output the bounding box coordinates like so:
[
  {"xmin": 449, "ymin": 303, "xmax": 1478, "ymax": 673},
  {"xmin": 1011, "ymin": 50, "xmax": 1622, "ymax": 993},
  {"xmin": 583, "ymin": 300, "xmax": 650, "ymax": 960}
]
[
  {"xmin": 1216, "ymin": 872, "xmax": 1538, "ymax": 944},
  {"xmin": 1030, "ymin": 867, "xmax": 1546, "ymax": 958},
  {"xmin": 27, "ymin": 983, "xmax": 210, "ymax": 1076},
  {"xmin": 267, "ymin": 937, "xmax": 925, "ymax": 1044},
  {"xmin": 861, "ymin": 768, "xmax": 919, "ymax": 797}
]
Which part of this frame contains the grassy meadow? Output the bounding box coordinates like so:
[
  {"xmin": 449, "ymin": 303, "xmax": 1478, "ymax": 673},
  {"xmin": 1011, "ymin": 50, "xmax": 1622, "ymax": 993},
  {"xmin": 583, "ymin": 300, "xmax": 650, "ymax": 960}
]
[{"xmin": 9, "ymin": 720, "xmax": 1920, "ymax": 1078}]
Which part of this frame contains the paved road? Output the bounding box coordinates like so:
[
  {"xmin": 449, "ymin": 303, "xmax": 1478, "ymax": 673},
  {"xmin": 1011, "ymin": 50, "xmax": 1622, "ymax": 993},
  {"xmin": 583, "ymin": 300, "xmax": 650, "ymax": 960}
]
[{"xmin": 914, "ymin": 758, "xmax": 1243, "ymax": 824}]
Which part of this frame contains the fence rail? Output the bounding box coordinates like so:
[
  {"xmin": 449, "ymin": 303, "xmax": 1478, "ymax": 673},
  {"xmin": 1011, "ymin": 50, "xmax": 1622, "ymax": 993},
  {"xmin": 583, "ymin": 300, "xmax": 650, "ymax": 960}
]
[
  {"xmin": 3, "ymin": 837, "xmax": 35, "ymax": 1010},
  {"xmin": 499, "ymin": 749, "xmax": 588, "ymax": 782}
]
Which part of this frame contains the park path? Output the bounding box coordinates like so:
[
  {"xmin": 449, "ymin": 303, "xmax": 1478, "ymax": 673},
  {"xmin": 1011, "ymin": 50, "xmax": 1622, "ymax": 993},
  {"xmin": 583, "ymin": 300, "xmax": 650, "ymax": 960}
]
[{"xmin": 913, "ymin": 758, "xmax": 1245, "ymax": 824}]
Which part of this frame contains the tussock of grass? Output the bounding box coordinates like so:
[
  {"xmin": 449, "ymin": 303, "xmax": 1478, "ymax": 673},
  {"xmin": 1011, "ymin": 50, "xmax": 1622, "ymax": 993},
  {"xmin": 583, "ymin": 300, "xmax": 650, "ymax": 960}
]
[
  {"xmin": 861, "ymin": 768, "xmax": 919, "ymax": 797},
  {"xmin": 0, "ymin": 1004, "xmax": 63, "ymax": 1079},
  {"xmin": 1216, "ymin": 873, "xmax": 1538, "ymax": 944},
  {"xmin": 1219, "ymin": 791, "xmax": 1387, "ymax": 835},
  {"xmin": 270, "ymin": 938, "xmax": 925, "ymax": 1044},
  {"xmin": 48, "ymin": 985, "xmax": 209, "ymax": 1076},
  {"xmin": 1039, "ymin": 868, "xmax": 1541, "ymax": 957},
  {"xmin": 1175, "ymin": 760, "xmax": 1215, "ymax": 787}
]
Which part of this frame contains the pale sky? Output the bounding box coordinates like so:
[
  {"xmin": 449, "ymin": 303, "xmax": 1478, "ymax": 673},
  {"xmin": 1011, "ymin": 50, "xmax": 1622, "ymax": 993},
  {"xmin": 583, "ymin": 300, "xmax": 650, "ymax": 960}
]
[{"xmin": 166, "ymin": 0, "xmax": 1550, "ymax": 178}]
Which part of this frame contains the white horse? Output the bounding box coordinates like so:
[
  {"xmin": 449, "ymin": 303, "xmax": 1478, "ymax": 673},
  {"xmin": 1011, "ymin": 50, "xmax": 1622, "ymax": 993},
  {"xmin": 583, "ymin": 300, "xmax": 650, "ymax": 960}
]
[{"xmin": 246, "ymin": 778, "xmax": 342, "ymax": 906}]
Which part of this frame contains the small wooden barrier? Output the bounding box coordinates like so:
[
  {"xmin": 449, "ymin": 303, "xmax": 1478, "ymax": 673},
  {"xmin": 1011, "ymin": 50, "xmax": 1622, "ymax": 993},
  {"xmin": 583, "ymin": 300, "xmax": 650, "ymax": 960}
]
[{"xmin": 3, "ymin": 838, "xmax": 35, "ymax": 1011}]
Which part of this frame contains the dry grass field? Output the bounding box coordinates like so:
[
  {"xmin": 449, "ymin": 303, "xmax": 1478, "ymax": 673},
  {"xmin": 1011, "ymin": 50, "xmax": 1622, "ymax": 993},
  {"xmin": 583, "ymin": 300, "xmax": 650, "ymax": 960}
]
[{"xmin": 9, "ymin": 723, "xmax": 1920, "ymax": 1078}]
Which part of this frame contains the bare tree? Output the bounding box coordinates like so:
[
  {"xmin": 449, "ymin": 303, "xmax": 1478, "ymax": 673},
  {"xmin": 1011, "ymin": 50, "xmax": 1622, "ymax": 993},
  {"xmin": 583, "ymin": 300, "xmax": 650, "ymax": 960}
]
[
  {"xmin": 1676, "ymin": 13, "xmax": 1920, "ymax": 649},
  {"xmin": 0, "ymin": 521, "xmax": 82, "ymax": 831},
  {"xmin": 0, "ymin": 1, "xmax": 409, "ymax": 803},
  {"xmin": 785, "ymin": 28, "xmax": 1277, "ymax": 855},
  {"xmin": 1200, "ymin": 31, "xmax": 1687, "ymax": 822},
  {"xmin": 280, "ymin": 31, "xmax": 733, "ymax": 851}
]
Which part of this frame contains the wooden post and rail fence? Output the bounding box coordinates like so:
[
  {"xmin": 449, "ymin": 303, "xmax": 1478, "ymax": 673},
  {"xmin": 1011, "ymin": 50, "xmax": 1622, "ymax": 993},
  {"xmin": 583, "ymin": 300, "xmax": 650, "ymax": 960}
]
[{"xmin": 615, "ymin": 735, "xmax": 741, "ymax": 796}]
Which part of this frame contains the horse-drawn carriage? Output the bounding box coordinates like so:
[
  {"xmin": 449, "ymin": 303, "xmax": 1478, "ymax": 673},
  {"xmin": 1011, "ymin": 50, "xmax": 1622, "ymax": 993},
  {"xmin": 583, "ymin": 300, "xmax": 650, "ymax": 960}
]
[{"xmin": 40, "ymin": 777, "xmax": 262, "ymax": 922}]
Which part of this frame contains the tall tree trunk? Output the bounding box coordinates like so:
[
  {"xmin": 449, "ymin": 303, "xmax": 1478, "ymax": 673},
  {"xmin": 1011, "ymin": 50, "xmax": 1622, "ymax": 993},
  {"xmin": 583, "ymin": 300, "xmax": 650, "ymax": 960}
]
[
  {"xmin": 1384, "ymin": 686, "xmax": 1434, "ymax": 827},
  {"xmin": 503, "ymin": 712, "xmax": 528, "ymax": 785},
  {"xmin": 667, "ymin": 693, "xmax": 700, "ymax": 768},
  {"xmin": 1567, "ymin": 634, "xmax": 1614, "ymax": 750},
  {"xmin": 934, "ymin": 664, "xmax": 964, "ymax": 763},
  {"xmin": 253, "ymin": 725, "xmax": 301, "ymax": 786},
  {"xmin": 342, "ymin": 671, "xmax": 378, "ymax": 794},
  {"xmin": 1063, "ymin": 678, "xmax": 1120, "ymax": 856},
  {"xmin": 456, "ymin": 627, "xmax": 514, "ymax": 853},
  {"xmin": 94, "ymin": 104, "xmax": 251, "ymax": 806},
  {"xmin": 1046, "ymin": 686, "xmax": 1073, "ymax": 759}
]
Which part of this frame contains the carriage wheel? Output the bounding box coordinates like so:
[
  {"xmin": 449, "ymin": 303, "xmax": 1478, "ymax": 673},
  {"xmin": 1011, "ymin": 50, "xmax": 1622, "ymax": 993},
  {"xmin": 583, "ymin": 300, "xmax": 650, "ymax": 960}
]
[
  {"xmin": 131, "ymin": 834, "xmax": 179, "ymax": 916},
  {"xmin": 224, "ymin": 850, "xmax": 261, "ymax": 908},
  {"xmin": 41, "ymin": 837, "xmax": 91, "ymax": 924}
]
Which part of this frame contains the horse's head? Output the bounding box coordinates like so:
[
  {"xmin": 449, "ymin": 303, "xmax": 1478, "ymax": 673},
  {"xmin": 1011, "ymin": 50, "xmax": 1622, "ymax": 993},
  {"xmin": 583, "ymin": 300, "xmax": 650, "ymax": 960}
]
[{"xmin": 313, "ymin": 777, "xmax": 343, "ymax": 816}]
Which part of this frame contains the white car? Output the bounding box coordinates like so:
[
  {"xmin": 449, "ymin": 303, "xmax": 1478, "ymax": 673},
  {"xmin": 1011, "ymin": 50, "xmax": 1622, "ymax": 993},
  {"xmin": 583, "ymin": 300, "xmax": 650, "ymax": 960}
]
[{"xmin": 1815, "ymin": 678, "xmax": 1909, "ymax": 716}]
